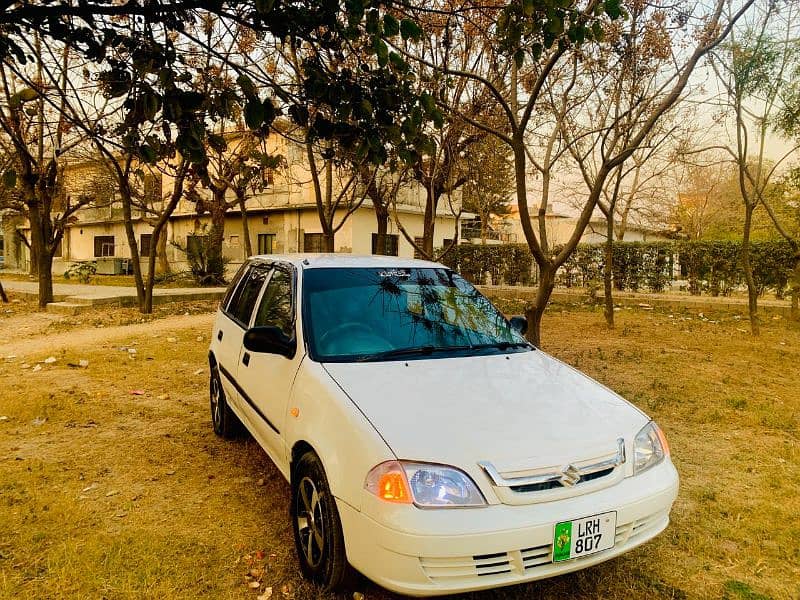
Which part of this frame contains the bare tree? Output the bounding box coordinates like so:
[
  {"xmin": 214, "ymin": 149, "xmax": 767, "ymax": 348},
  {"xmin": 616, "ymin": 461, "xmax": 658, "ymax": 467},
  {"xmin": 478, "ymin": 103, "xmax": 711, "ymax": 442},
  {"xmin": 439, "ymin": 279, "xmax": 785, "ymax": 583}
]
[
  {"xmin": 399, "ymin": 0, "xmax": 755, "ymax": 345},
  {"xmin": 709, "ymin": 0, "xmax": 800, "ymax": 333},
  {"xmin": 0, "ymin": 37, "xmax": 101, "ymax": 307}
]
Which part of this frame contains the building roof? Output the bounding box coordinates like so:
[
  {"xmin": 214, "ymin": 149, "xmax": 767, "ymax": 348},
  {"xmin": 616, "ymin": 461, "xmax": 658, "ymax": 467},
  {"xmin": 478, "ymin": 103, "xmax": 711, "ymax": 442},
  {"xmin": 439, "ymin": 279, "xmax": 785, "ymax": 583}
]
[{"xmin": 251, "ymin": 253, "xmax": 444, "ymax": 270}]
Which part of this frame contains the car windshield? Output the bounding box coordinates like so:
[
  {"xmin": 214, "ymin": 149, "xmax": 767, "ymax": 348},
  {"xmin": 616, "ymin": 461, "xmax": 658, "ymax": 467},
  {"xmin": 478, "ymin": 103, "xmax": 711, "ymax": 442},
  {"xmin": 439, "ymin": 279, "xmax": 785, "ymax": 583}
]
[{"xmin": 302, "ymin": 267, "xmax": 530, "ymax": 362}]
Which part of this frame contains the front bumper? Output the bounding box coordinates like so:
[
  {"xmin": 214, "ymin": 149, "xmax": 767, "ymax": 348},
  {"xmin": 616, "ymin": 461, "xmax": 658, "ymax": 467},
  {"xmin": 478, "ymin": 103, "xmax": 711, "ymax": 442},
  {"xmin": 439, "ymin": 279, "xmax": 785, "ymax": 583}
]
[{"xmin": 337, "ymin": 460, "xmax": 679, "ymax": 596}]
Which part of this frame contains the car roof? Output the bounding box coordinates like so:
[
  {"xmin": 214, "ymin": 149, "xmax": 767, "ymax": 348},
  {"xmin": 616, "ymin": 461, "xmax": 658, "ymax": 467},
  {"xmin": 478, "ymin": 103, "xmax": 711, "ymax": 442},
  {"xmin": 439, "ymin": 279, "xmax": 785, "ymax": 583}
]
[{"xmin": 248, "ymin": 254, "xmax": 446, "ymax": 270}]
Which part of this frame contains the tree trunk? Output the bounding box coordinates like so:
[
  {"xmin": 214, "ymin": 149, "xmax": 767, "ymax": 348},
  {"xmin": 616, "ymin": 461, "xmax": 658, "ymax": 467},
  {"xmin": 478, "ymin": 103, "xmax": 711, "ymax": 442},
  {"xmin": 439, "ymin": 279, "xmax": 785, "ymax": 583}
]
[
  {"xmin": 0, "ymin": 280, "xmax": 7, "ymax": 303},
  {"xmin": 323, "ymin": 231, "xmax": 335, "ymax": 253},
  {"xmin": 143, "ymin": 233, "xmax": 160, "ymax": 315},
  {"xmin": 208, "ymin": 196, "xmax": 227, "ymax": 283},
  {"xmin": 120, "ymin": 188, "xmax": 145, "ymax": 311},
  {"xmin": 741, "ymin": 204, "xmax": 760, "ymax": 335},
  {"xmin": 422, "ymin": 186, "xmax": 438, "ymax": 257},
  {"xmin": 790, "ymin": 254, "xmax": 800, "ymax": 322},
  {"xmin": 27, "ymin": 201, "xmax": 53, "ymax": 307},
  {"xmin": 604, "ymin": 217, "xmax": 615, "ymax": 328},
  {"xmin": 374, "ymin": 204, "xmax": 389, "ymax": 255},
  {"xmin": 238, "ymin": 192, "xmax": 253, "ymax": 259},
  {"xmin": 29, "ymin": 239, "xmax": 39, "ymax": 277},
  {"xmin": 156, "ymin": 228, "xmax": 170, "ymax": 276},
  {"xmin": 524, "ymin": 263, "xmax": 555, "ymax": 348},
  {"xmin": 144, "ymin": 225, "xmax": 170, "ymax": 314}
]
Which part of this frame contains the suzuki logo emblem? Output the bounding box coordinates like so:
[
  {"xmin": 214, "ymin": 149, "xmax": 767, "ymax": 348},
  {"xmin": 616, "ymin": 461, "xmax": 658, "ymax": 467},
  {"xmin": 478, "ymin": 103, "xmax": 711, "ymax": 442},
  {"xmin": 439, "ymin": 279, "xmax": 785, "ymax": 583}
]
[{"xmin": 559, "ymin": 464, "xmax": 581, "ymax": 487}]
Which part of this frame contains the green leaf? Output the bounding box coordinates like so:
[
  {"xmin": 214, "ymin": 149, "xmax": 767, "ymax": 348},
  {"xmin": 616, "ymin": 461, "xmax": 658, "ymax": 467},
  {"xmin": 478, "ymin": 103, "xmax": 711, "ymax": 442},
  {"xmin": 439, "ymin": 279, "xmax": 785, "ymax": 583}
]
[
  {"xmin": 254, "ymin": 0, "xmax": 276, "ymax": 14},
  {"xmin": 244, "ymin": 100, "xmax": 265, "ymax": 129},
  {"xmin": 411, "ymin": 105, "xmax": 423, "ymax": 127},
  {"xmin": 237, "ymin": 74, "xmax": 257, "ymax": 100},
  {"xmin": 143, "ymin": 93, "xmax": 160, "ymax": 121},
  {"xmin": 400, "ymin": 18, "xmax": 421, "ymax": 41},
  {"xmin": 2, "ymin": 169, "xmax": 16, "ymax": 189},
  {"xmin": 431, "ymin": 108, "xmax": 444, "ymax": 129},
  {"xmin": 522, "ymin": 0, "xmax": 534, "ymax": 17},
  {"xmin": 139, "ymin": 145, "xmax": 157, "ymax": 164},
  {"xmin": 591, "ymin": 21, "xmax": 605, "ymax": 41},
  {"xmin": 17, "ymin": 88, "xmax": 39, "ymax": 102},
  {"xmin": 366, "ymin": 8, "xmax": 380, "ymax": 35},
  {"xmin": 207, "ymin": 133, "xmax": 227, "ymax": 153},
  {"xmin": 388, "ymin": 51, "xmax": 406, "ymax": 70},
  {"xmin": 375, "ymin": 38, "xmax": 389, "ymax": 67},
  {"xmin": 9, "ymin": 87, "xmax": 39, "ymax": 108},
  {"xmin": 262, "ymin": 99, "xmax": 276, "ymax": 125},
  {"xmin": 514, "ymin": 48, "xmax": 525, "ymax": 69},
  {"xmin": 383, "ymin": 14, "xmax": 399, "ymax": 37},
  {"xmin": 420, "ymin": 92, "xmax": 436, "ymax": 114},
  {"xmin": 605, "ymin": 0, "xmax": 622, "ymax": 20}
]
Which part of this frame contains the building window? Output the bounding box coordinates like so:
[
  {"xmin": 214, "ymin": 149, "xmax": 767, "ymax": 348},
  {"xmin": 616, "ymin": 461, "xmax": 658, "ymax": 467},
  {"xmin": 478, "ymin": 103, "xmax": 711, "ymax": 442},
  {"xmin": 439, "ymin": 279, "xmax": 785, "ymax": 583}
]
[
  {"xmin": 303, "ymin": 233, "xmax": 326, "ymax": 253},
  {"xmin": 372, "ymin": 233, "xmax": 399, "ymax": 256},
  {"xmin": 94, "ymin": 235, "xmax": 115, "ymax": 257},
  {"xmin": 257, "ymin": 233, "xmax": 275, "ymax": 255},
  {"xmin": 52, "ymin": 238, "xmax": 63, "ymax": 258},
  {"xmin": 140, "ymin": 233, "xmax": 153, "ymax": 257}
]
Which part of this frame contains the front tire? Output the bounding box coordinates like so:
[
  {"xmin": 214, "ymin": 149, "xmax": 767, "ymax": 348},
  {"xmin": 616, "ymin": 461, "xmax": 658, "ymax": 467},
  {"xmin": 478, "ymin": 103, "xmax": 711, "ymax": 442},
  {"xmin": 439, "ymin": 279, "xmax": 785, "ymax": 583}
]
[
  {"xmin": 210, "ymin": 363, "xmax": 241, "ymax": 439},
  {"xmin": 291, "ymin": 451, "xmax": 348, "ymax": 591}
]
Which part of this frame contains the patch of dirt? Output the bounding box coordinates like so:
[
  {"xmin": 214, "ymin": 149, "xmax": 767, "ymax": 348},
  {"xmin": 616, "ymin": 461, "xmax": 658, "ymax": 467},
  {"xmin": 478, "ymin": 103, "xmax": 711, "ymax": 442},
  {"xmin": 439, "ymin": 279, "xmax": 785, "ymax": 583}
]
[{"xmin": 0, "ymin": 301, "xmax": 216, "ymax": 358}]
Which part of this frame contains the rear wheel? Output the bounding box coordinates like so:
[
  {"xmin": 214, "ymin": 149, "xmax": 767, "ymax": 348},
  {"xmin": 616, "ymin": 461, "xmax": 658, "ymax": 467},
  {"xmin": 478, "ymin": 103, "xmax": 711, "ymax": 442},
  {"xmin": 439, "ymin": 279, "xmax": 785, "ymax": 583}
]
[
  {"xmin": 210, "ymin": 363, "xmax": 241, "ymax": 439},
  {"xmin": 291, "ymin": 451, "xmax": 349, "ymax": 591}
]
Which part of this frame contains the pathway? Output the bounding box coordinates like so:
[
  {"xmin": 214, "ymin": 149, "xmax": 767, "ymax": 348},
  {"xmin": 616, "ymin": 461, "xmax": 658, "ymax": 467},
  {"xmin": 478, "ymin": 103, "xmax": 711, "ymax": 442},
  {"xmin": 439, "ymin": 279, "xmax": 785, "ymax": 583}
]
[{"xmin": 1, "ymin": 280, "xmax": 225, "ymax": 314}]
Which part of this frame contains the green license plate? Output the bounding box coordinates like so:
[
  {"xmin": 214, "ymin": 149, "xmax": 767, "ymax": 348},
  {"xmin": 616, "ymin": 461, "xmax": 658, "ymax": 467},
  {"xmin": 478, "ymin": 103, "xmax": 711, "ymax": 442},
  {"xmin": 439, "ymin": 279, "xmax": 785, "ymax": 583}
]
[{"xmin": 553, "ymin": 511, "xmax": 617, "ymax": 562}]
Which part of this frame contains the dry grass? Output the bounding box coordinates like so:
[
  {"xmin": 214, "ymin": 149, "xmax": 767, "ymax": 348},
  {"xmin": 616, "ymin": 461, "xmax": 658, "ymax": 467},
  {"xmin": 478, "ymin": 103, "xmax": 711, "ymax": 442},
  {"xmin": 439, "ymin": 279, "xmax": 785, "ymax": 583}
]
[{"xmin": 0, "ymin": 298, "xmax": 798, "ymax": 600}]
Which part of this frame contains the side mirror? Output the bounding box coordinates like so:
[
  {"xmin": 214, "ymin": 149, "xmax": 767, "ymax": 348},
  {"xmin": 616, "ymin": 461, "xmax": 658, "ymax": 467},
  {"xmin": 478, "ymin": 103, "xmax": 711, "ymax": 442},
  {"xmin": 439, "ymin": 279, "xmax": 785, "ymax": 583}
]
[
  {"xmin": 243, "ymin": 326, "xmax": 296, "ymax": 358},
  {"xmin": 510, "ymin": 315, "xmax": 528, "ymax": 335}
]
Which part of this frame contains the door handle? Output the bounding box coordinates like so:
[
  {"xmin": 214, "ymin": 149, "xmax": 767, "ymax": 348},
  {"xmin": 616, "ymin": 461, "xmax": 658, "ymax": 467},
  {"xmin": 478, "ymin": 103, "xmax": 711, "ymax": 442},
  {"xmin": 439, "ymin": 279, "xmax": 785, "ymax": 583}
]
[
  {"xmin": 242, "ymin": 352, "xmax": 250, "ymax": 367},
  {"xmin": 217, "ymin": 330, "xmax": 223, "ymax": 341}
]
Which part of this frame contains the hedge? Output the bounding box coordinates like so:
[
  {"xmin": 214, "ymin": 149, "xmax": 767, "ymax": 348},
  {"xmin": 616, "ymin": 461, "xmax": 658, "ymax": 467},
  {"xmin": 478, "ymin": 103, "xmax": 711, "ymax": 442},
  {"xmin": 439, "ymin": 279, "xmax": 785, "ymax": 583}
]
[
  {"xmin": 440, "ymin": 243, "xmax": 533, "ymax": 286},
  {"xmin": 445, "ymin": 240, "xmax": 798, "ymax": 296}
]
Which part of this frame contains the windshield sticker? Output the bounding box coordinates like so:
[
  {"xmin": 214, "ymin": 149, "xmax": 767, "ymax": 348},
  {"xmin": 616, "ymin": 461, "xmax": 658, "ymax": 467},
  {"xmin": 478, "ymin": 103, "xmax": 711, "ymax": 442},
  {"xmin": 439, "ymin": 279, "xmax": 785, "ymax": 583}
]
[{"xmin": 379, "ymin": 269, "xmax": 410, "ymax": 278}]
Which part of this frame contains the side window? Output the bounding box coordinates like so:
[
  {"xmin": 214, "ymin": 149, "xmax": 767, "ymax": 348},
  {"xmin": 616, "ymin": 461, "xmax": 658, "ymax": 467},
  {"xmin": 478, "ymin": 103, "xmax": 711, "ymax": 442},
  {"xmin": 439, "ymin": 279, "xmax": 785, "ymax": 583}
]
[
  {"xmin": 221, "ymin": 262, "xmax": 250, "ymax": 311},
  {"xmin": 227, "ymin": 266, "xmax": 269, "ymax": 326},
  {"xmin": 253, "ymin": 268, "xmax": 294, "ymax": 336}
]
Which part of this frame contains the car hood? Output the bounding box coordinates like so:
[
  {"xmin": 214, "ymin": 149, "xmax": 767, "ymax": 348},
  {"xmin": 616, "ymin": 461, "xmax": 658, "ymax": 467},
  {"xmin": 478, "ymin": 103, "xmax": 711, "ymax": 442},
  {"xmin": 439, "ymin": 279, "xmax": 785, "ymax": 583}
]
[{"xmin": 323, "ymin": 350, "xmax": 648, "ymax": 472}]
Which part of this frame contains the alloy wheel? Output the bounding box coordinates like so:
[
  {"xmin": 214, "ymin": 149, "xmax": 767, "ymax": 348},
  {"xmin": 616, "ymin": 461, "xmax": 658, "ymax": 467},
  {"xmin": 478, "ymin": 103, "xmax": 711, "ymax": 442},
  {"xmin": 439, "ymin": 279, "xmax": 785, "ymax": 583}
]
[{"xmin": 296, "ymin": 476, "xmax": 326, "ymax": 569}]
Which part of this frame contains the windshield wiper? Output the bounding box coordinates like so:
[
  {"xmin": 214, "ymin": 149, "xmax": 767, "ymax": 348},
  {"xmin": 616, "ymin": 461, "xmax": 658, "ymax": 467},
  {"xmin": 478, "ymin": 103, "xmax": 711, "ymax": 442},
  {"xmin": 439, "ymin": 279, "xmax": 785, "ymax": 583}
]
[
  {"xmin": 355, "ymin": 341, "xmax": 531, "ymax": 362},
  {"xmin": 470, "ymin": 341, "xmax": 533, "ymax": 351},
  {"xmin": 356, "ymin": 345, "xmax": 440, "ymax": 362}
]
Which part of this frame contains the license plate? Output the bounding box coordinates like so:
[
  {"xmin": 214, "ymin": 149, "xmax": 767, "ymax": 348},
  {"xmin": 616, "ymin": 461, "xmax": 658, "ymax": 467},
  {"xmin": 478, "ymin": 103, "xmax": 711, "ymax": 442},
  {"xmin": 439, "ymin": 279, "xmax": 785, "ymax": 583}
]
[{"xmin": 553, "ymin": 511, "xmax": 616, "ymax": 562}]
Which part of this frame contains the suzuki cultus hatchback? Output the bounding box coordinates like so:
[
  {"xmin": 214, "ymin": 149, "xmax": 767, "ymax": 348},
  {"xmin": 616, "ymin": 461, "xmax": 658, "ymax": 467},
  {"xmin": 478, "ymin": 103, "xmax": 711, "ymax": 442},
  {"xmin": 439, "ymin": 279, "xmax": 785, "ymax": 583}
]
[{"xmin": 208, "ymin": 255, "xmax": 678, "ymax": 596}]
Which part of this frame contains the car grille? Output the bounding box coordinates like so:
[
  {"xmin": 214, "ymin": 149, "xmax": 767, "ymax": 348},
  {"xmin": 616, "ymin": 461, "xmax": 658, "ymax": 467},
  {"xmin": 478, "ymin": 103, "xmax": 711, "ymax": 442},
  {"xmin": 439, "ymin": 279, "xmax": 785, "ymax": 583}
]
[
  {"xmin": 509, "ymin": 467, "xmax": 615, "ymax": 493},
  {"xmin": 419, "ymin": 508, "xmax": 669, "ymax": 584},
  {"xmin": 479, "ymin": 439, "xmax": 627, "ymax": 505}
]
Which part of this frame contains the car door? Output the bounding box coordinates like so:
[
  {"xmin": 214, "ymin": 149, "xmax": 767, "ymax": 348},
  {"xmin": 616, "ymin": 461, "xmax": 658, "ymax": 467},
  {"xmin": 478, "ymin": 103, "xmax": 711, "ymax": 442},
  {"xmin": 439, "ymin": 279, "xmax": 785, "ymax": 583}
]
[
  {"xmin": 214, "ymin": 262, "xmax": 271, "ymax": 414},
  {"xmin": 235, "ymin": 263, "xmax": 301, "ymax": 463}
]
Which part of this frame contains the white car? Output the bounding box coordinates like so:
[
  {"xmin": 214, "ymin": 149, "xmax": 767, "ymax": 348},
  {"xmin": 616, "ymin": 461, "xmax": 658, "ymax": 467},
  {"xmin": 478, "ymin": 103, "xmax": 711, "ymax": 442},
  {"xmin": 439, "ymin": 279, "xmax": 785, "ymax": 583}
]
[{"xmin": 208, "ymin": 255, "xmax": 678, "ymax": 596}]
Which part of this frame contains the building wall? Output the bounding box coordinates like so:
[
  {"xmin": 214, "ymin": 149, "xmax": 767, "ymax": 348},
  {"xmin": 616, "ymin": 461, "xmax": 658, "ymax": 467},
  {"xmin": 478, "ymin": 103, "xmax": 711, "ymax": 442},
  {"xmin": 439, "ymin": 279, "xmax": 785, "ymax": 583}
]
[{"xmin": 56, "ymin": 205, "xmax": 461, "ymax": 276}]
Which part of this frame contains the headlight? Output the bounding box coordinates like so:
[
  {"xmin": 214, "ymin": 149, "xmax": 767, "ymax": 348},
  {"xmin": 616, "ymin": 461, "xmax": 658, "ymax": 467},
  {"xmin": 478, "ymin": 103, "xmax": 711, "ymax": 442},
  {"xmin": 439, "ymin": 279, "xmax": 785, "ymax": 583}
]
[
  {"xmin": 633, "ymin": 421, "xmax": 670, "ymax": 475},
  {"xmin": 365, "ymin": 461, "xmax": 486, "ymax": 508}
]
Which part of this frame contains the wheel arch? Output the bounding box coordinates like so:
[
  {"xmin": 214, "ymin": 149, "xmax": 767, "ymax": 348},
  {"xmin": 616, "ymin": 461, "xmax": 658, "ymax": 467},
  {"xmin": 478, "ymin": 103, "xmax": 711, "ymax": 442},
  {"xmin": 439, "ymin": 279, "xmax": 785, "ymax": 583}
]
[{"xmin": 291, "ymin": 440, "xmax": 318, "ymax": 479}]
